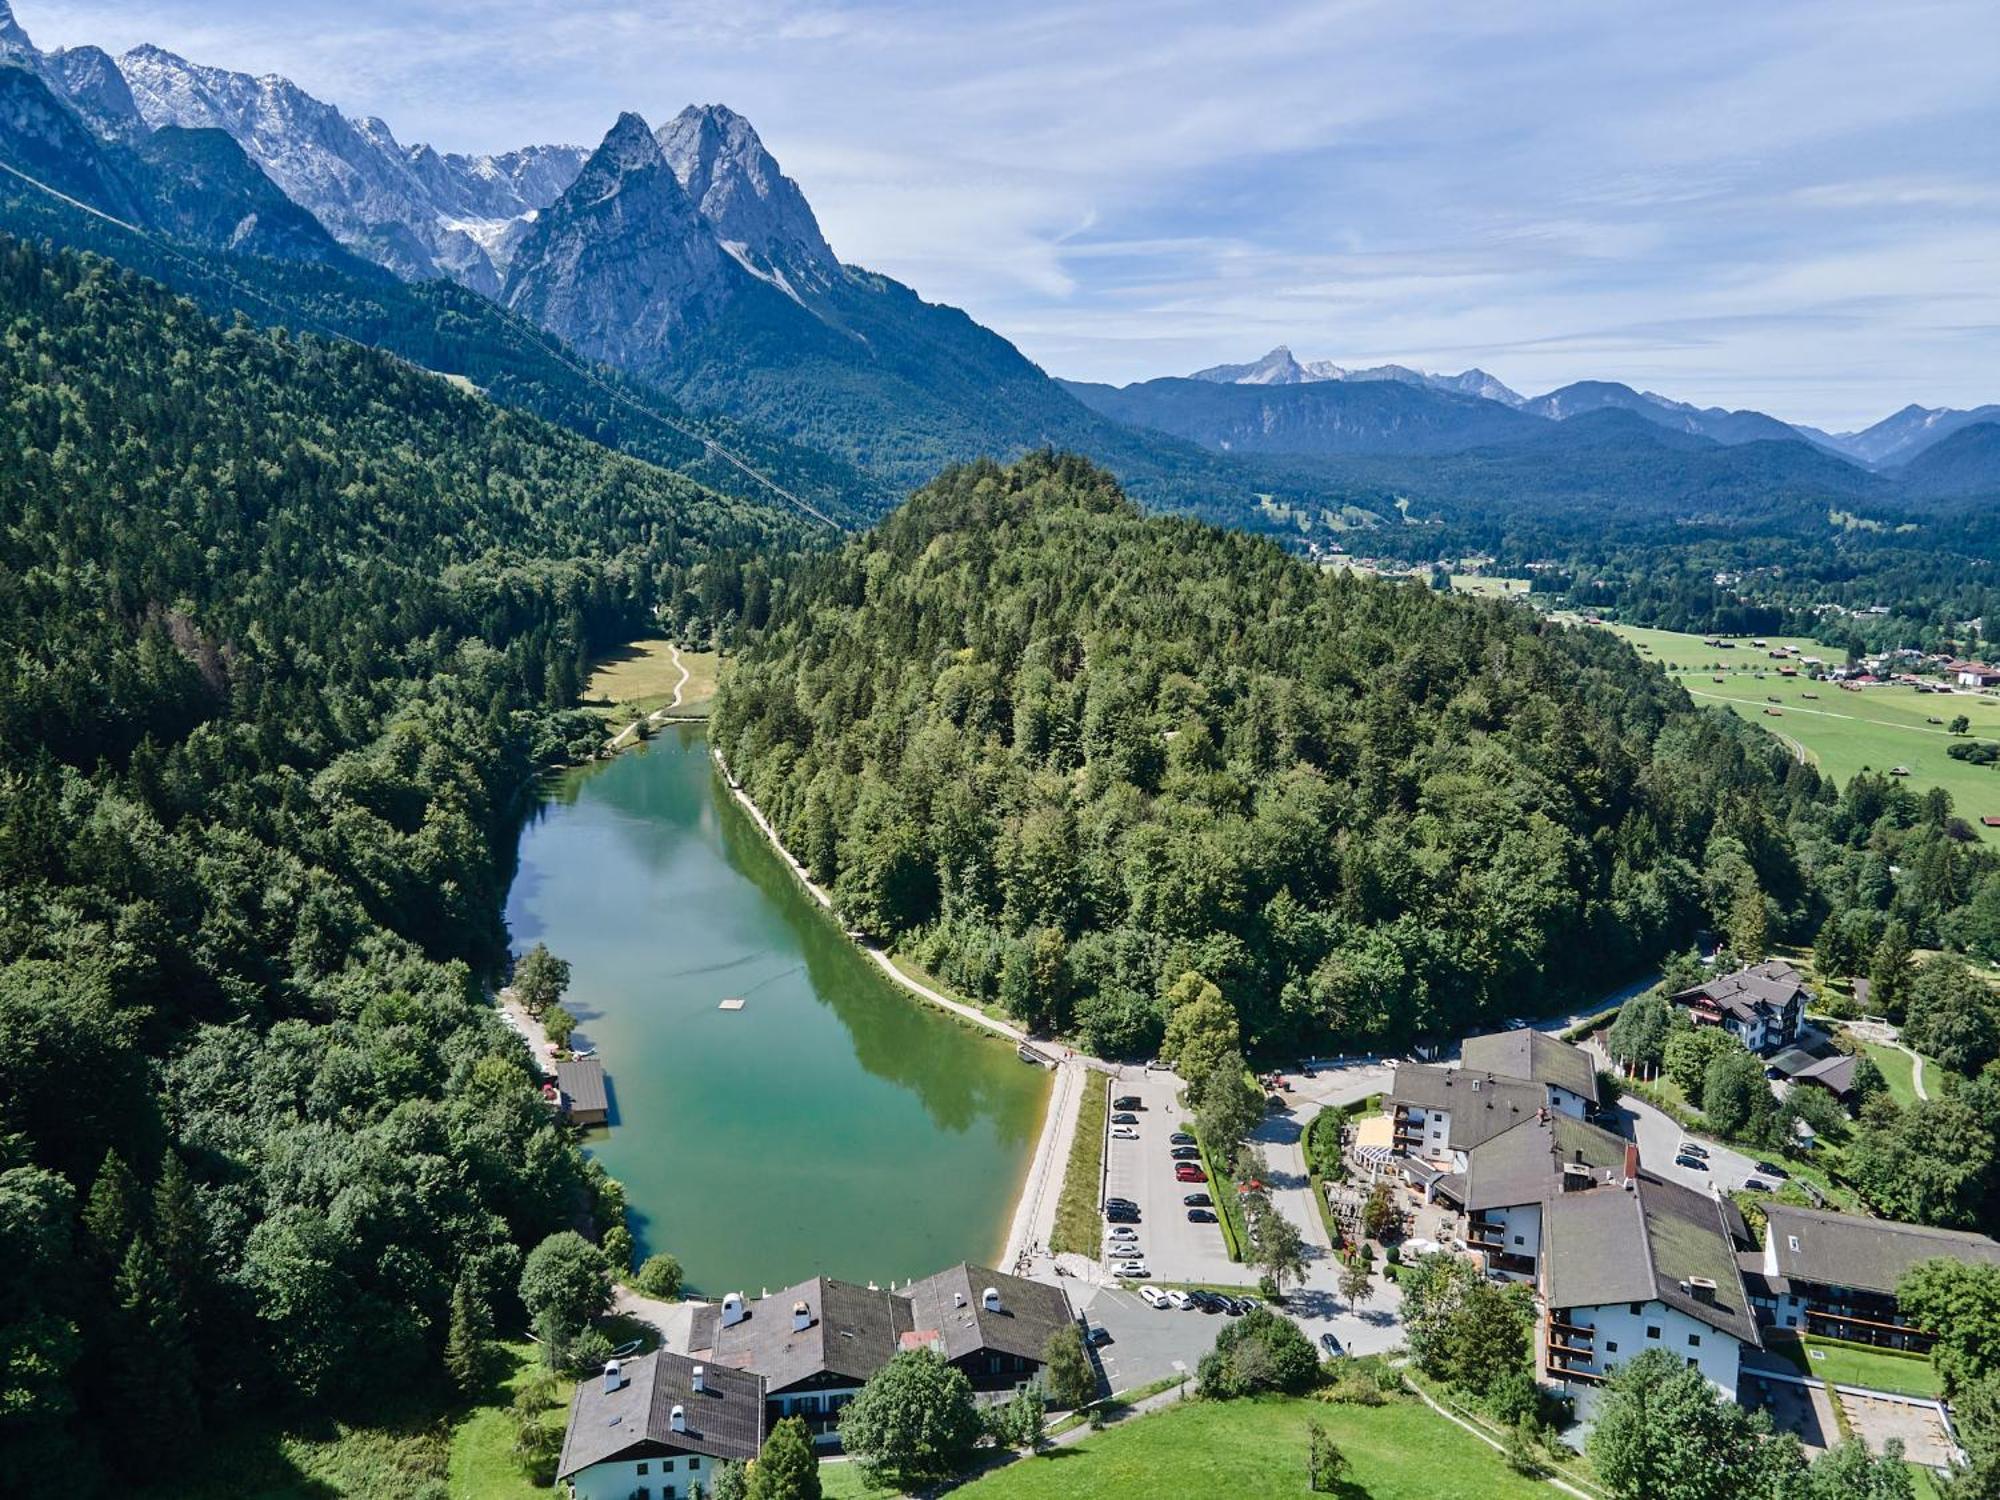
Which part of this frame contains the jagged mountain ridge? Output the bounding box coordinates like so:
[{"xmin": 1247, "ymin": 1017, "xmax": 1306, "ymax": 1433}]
[
  {"xmin": 1188, "ymin": 344, "xmax": 1525, "ymax": 407},
  {"xmin": 115, "ymin": 40, "xmax": 584, "ymax": 292}
]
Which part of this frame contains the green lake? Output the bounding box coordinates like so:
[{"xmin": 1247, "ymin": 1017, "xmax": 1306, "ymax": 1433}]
[{"xmin": 505, "ymin": 724, "xmax": 1050, "ymax": 1295}]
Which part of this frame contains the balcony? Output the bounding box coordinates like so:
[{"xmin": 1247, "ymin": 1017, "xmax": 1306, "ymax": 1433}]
[{"xmin": 1467, "ymin": 1218, "xmax": 1507, "ymax": 1246}]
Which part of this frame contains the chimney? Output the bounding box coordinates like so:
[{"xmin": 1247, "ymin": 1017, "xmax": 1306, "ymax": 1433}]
[
  {"xmin": 691, "ymin": 1364, "xmax": 705, "ymax": 1393},
  {"xmin": 982, "ymin": 1286, "xmax": 1002, "ymax": 1313},
  {"xmin": 721, "ymin": 1291, "xmax": 747, "ymax": 1327},
  {"xmin": 602, "ymin": 1359, "xmax": 626, "ymax": 1393},
  {"xmin": 1560, "ymin": 1162, "xmax": 1595, "ymax": 1193},
  {"xmin": 1623, "ymin": 1143, "xmax": 1640, "ymax": 1186},
  {"xmin": 953, "ymin": 1291, "xmax": 966, "ymax": 1308},
  {"xmin": 793, "ymin": 1299, "xmax": 812, "ymax": 1332},
  {"xmin": 670, "ymin": 1403, "xmax": 686, "ymax": 1434}
]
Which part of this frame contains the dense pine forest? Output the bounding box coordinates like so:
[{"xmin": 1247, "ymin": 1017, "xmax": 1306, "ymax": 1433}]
[
  {"xmin": 0, "ymin": 234, "xmax": 795, "ymax": 1487},
  {"xmin": 714, "ymin": 454, "xmax": 2000, "ymax": 1073}
]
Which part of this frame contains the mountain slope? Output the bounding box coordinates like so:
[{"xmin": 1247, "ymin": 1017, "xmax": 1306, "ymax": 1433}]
[
  {"xmin": 1187, "ymin": 344, "xmax": 1524, "ymax": 405},
  {"xmin": 1059, "ymin": 372, "xmax": 1539, "ymax": 456},
  {"xmin": 1521, "ymin": 380, "xmax": 1805, "ymax": 446},
  {"xmin": 658, "ymin": 102, "xmax": 837, "ymax": 293},
  {"xmin": 1834, "ymin": 403, "xmax": 2000, "ymax": 467},
  {"xmin": 1894, "ymin": 421, "xmax": 2000, "ymax": 501},
  {"xmin": 0, "ymin": 225, "xmax": 795, "ymax": 1483}
]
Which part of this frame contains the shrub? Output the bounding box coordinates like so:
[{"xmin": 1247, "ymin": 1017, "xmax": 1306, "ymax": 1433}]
[
  {"xmin": 1195, "ymin": 1307, "xmax": 1320, "ymax": 1398},
  {"xmin": 633, "ymin": 1252, "xmax": 684, "ymax": 1300}
]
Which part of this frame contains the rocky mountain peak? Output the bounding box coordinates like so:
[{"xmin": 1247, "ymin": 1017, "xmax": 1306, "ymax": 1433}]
[{"xmin": 657, "ymin": 102, "xmax": 835, "ymax": 291}]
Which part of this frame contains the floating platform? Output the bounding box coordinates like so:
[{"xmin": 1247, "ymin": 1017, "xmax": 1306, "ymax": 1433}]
[{"xmin": 719, "ymin": 998, "xmax": 745, "ymax": 1011}]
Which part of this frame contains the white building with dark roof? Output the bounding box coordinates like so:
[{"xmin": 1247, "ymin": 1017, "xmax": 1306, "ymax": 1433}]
[
  {"xmin": 1384, "ymin": 1030, "xmax": 1603, "ymax": 1174},
  {"xmin": 558, "ymin": 1349, "xmax": 764, "ymax": 1500},
  {"xmin": 1460, "ymin": 1112, "xmax": 1631, "ymax": 1281},
  {"xmin": 1754, "ymin": 1204, "xmax": 2000, "ymax": 1350},
  {"xmin": 1541, "ymin": 1169, "xmax": 1761, "ymax": 1396},
  {"xmin": 1668, "ymin": 960, "xmax": 1808, "ymax": 1055}
]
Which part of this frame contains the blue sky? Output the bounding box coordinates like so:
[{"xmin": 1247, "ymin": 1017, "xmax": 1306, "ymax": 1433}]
[{"xmin": 22, "ymin": 0, "xmax": 2000, "ymax": 428}]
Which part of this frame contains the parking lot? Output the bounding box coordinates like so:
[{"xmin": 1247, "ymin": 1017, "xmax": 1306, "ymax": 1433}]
[
  {"xmin": 1100, "ymin": 1068, "xmax": 1241, "ymax": 1287},
  {"xmin": 1071, "ymin": 1281, "xmax": 1224, "ymax": 1394}
]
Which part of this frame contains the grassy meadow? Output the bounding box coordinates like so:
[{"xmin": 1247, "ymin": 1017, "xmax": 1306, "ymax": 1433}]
[
  {"xmin": 581, "ymin": 639, "xmax": 722, "ymax": 720},
  {"xmin": 1593, "ymin": 623, "xmax": 2000, "ymax": 840}
]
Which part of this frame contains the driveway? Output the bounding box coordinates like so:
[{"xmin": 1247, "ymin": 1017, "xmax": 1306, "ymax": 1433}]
[
  {"xmin": 1099, "ymin": 1069, "xmax": 1239, "ymax": 1287},
  {"xmin": 1603, "ymin": 1087, "xmax": 1765, "ymax": 1192}
]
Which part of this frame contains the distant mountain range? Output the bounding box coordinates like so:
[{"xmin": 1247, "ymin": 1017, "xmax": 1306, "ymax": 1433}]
[{"xmin": 0, "ymin": 0, "xmax": 1995, "ymax": 531}]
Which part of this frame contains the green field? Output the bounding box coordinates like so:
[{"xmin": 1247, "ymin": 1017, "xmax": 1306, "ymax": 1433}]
[
  {"xmin": 1774, "ymin": 1333, "xmax": 1944, "ymax": 1399},
  {"xmin": 954, "ymin": 1395, "xmax": 1562, "ymax": 1499},
  {"xmin": 1858, "ymin": 1040, "xmax": 1925, "ymax": 1107},
  {"xmin": 1588, "ymin": 623, "xmax": 2000, "ymax": 841},
  {"xmin": 581, "ymin": 639, "xmax": 723, "ymax": 720},
  {"xmin": 1451, "ymin": 574, "xmax": 1533, "ymax": 598}
]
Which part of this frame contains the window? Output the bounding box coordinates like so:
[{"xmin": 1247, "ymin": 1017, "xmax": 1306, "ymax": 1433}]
[
  {"xmin": 1604, "ymin": 1341, "xmax": 1619, "ymax": 1353},
  {"xmin": 689, "ymin": 1458, "xmax": 702, "ymax": 1472},
  {"xmin": 1512, "ymin": 1235, "xmax": 1524, "ymax": 1246},
  {"xmin": 1688, "ymin": 1333, "xmax": 1701, "ymax": 1347},
  {"xmin": 1687, "ymin": 1358, "xmax": 1698, "ymax": 1369},
  {"xmin": 1785, "ymin": 1316, "xmax": 1798, "ymax": 1328},
  {"xmin": 635, "ymin": 1490, "xmax": 650, "ymax": 1500},
  {"xmin": 662, "ymin": 1459, "xmax": 676, "ymax": 1472},
  {"xmin": 1629, "ymin": 1302, "xmax": 1643, "ymax": 1315},
  {"xmin": 1646, "ymin": 1326, "xmax": 1660, "ymax": 1340},
  {"xmin": 638, "ymin": 1464, "xmax": 650, "ymax": 1476}
]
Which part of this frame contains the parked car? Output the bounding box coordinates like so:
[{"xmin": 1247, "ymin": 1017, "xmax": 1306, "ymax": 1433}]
[
  {"xmin": 1169, "ymin": 1131, "xmax": 1196, "ymax": 1146},
  {"xmin": 1187, "ymin": 1208, "xmax": 1218, "ymax": 1223},
  {"xmin": 1085, "ymin": 1323, "xmax": 1113, "ymax": 1347},
  {"xmin": 1754, "ymin": 1160, "xmax": 1790, "ymax": 1179},
  {"xmin": 1112, "ymin": 1112, "xmax": 1140, "ymax": 1125},
  {"xmin": 1175, "ymin": 1166, "xmax": 1207, "ymax": 1183},
  {"xmin": 1183, "ymin": 1192, "xmax": 1213, "ymax": 1207},
  {"xmin": 1106, "ymin": 1208, "xmax": 1139, "ymax": 1224},
  {"xmin": 1679, "ymin": 1141, "xmax": 1709, "ymax": 1159},
  {"xmin": 1191, "ymin": 1292, "xmax": 1224, "ymax": 1314},
  {"xmin": 1114, "ymin": 1260, "xmax": 1151, "ymax": 1279},
  {"xmin": 1170, "ymin": 1146, "xmax": 1201, "ymax": 1161},
  {"xmin": 1106, "ymin": 1196, "xmax": 1137, "ymax": 1209},
  {"xmin": 1319, "ymin": 1332, "xmax": 1344, "ymax": 1357},
  {"xmin": 1163, "ymin": 1290, "xmax": 1191, "ymax": 1311},
  {"xmin": 1742, "ymin": 1178, "xmax": 1772, "ymax": 1193},
  {"xmin": 1138, "ymin": 1286, "xmax": 1166, "ymax": 1308},
  {"xmin": 1108, "ymin": 1223, "xmax": 1139, "ymax": 1238},
  {"xmin": 1675, "ymin": 1154, "xmax": 1708, "ymax": 1171},
  {"xmin": 1114, "ymin": 1096, "xmax": 1144, "ymax": 1110},
  {"xmin": 1110, "ymin": 1125, "xmax": 1139, "ymax": 1140}
]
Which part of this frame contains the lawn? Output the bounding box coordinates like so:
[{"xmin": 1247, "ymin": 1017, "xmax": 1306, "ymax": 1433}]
[
  {"xmin": 1052, "ymin": 1074, "xmax": 1109, "ymax": 1258},
  {"xmin": 953, "ymin": 1395, "xmax": 1563, "ymax": 1499},
  {"xmin": 1587, "ymin": 622, "xmax": 2000, "ymax": 841},
  {"xmin": 1772, "ymin": 1333, "xmax": 1944, "ymax": 1399},
  {"xmin": 1858, "ymin": 1041, "xmax": 1923, "ymax": 1108},
  {"xmin": 580, "ymin": 639, "xmax": 722, "ymax": 720},
  {"xmin": 1450, "ymin": 574, "xmax": 1533, "ymax": 599},
  {"xmin": 446, "ymin": 1338, "xmax": 575, "ymax": 1499}
]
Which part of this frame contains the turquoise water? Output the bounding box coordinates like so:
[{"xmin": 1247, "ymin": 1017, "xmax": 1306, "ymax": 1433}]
[{"xmin": 505, "ymin": 724, "xmax": 1050, "ymax": 1295}]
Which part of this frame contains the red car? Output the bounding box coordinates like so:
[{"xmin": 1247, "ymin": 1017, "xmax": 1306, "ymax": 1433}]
[{"xmin": 1175, "ymin": 1164, "xmax": 1207, "ymax": 1183}]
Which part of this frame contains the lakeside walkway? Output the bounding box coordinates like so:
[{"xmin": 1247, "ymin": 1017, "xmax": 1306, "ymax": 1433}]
[{"xmin": 605, "ymin": 643, "xmax": 693, "ymax": 751}]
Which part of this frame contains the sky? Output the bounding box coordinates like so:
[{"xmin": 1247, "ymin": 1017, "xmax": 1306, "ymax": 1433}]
[{"xmin": 19, "ymin": 0, "xmax": 2000, "ymax": 429}]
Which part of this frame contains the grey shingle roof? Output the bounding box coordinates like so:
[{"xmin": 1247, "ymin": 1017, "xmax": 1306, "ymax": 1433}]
[
  {"xmin": 1543, "ymin": 1173, "xmax": 1761, "ymax": 1346},
  {"xmin": 1792, "ymin": 1054, "xmax": 1858, "ymax": 1096},
  {"xmin": 1460, "ymin": 1031, "xmax": 1601, "ymax": 1105},
  {"xmin": 702, "ymin": 1276, "xmax": 913, "ymax": 1393},
  {"xmin": 899, "ymin": 1264, "xmax": 1075, "ymax": 1365},
  {"xmin": 1670, "ymin": 960, "xmax": 1808, "ymax": 1027},
  {"xmin": 1461, "ymin": 1112, "xmax": 1628, "ymax": 1212},
  {"xmin": 1763, "ymin": 1204, "xmax": 2000, "ymax": 1296},
  {"xmin": 558, "ymin": 1349, "xmax": 765, "ymax": 1479},
  {"xmin": 1387, "ymin": 1063, "xmax": 1549, "ymax": 1151},
  {"xmin": 556, "ymin": 1056, "xmax": 607, "ymax": 1113}
]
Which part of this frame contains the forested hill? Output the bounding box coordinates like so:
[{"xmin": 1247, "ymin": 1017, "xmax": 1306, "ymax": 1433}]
[
  {"xmin": 0, "ymin": 234, "xmax": 788, "ymax": 1484},
  {"xmin": 714, "ymin": 452, "xmax": 1813, "ymax": 1057}
]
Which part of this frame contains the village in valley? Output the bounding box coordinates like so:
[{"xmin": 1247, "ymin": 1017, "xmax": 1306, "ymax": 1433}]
[{"xmin": 534, "ymin": 937, "xmax": 1992, "ymax": 1498}]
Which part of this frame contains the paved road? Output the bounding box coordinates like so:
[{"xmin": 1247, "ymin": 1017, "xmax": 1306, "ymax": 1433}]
[
  {"xmin": 1069, "ymin": 1281, "xmax": 1222, "ymax": 1393},
  {"xmin": 1249, "ymin": 1106, "xmax": 1333, "ymax": 1255},
  {"xmin": 1099, "ymin": 1070, "xmax": 1238, "ymax": 1286}
]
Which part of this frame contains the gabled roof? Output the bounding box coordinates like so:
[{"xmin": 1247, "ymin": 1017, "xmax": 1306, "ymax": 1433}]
[
  {"xmin": 1461, "ymin": 1112, "xmax": 1628, "ymax": 1212},
  {"xmin": 1669, "ymin": 961, "xmax": 1809, "ymax": 1026},
  {"xmin": 1543, "ymin": 1173, "xmax": 1761, "ymax": 1346},
  {"xmin": 555, "ymin": 1055, "xmax": 607, "ymax": 1113},
  {"xmin": 1387, "ymin": 1063, "xmax": 1548, "ymax": 1152},
  {"xmin": 1460, "ymin": 1030, "xmax": 1601, "ymax": 1105},
  {"xmin": 1792, "ymin": 1054, "xmax": 1859, "ymax": 1096},
  {"xmin": 899, "ymin": 1263, "xmax": 1074, "ymax": 1365},
  {"xmin": 558, "ymin": 1349, "xmax": 765, "ymax": 1478},
  {"xmin": 702, "ymin": 1276, "xmax": 913, "ymax": 1393},
  {"xmin": 1763, "ymin": 1204, "xmax": 2000, "ymax": 1296}
]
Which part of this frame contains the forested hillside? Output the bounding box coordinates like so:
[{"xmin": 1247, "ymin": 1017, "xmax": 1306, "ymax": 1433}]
[
  {"xmin": 713, "ymin": 453, "xmax": 1822, "ymax": 1055},
  {"xmin": 0, "ymin": 234, "xmax": 793, "ymax": 1486}
]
